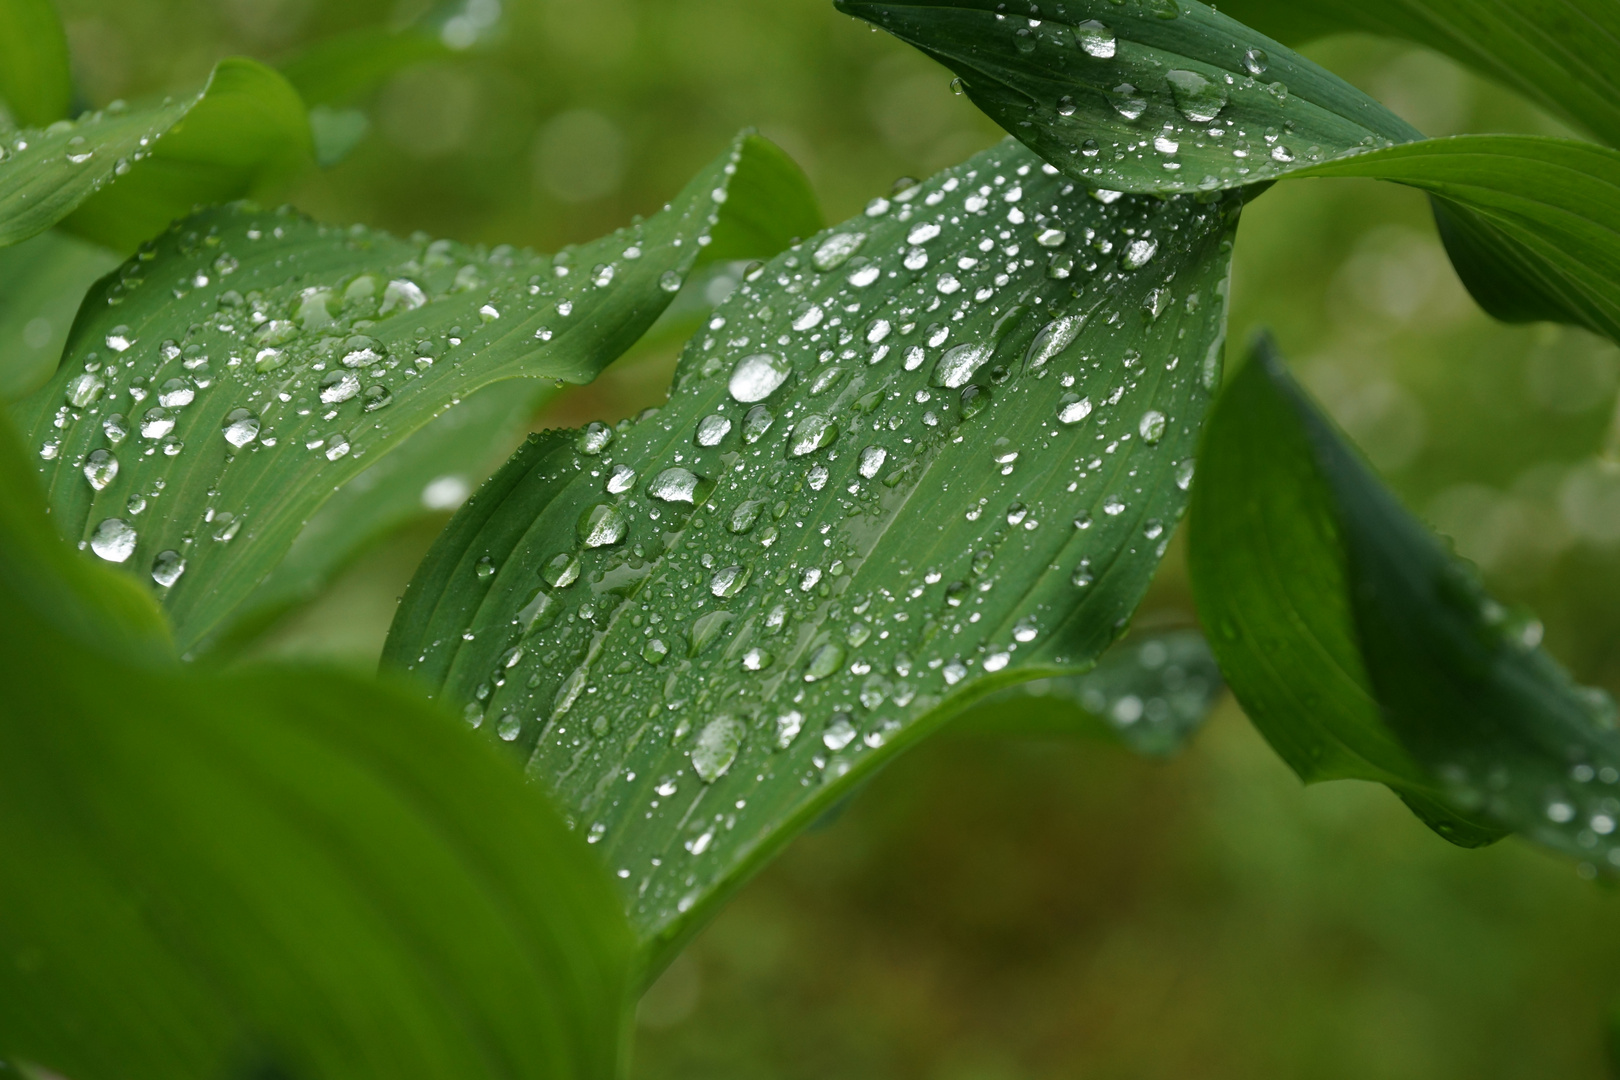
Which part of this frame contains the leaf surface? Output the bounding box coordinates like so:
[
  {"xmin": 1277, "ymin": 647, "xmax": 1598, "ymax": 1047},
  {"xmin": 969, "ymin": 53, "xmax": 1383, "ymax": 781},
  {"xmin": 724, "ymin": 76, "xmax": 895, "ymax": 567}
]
[
  {"xmin": 0, "ymin": 0, "xmax": 72, "ymax": 128},
  {"xmin": 15, "ymin": 132, "xmax": 815, "ymax": 656},
  {"xmin": 383, "ymin": 139, "xmax": 1240, "ymax": 970},
  {"xmin": 836, "ymin": 0, "xmax": 1421, "ymax": 195},
  {"xmin": 0, "ymin": 411, "xmax": 633, "ymax": 1080},
  {"xmin": 0, "ymin": 229, "xmax": 120, "ymax": 401},
  {"xmin": 1190, "ymin": 335, "xmax": 1620, "ymax": 857},
  {"xmin": 0, "ymin": 58, "xmax": 313, "ymax": 252}
]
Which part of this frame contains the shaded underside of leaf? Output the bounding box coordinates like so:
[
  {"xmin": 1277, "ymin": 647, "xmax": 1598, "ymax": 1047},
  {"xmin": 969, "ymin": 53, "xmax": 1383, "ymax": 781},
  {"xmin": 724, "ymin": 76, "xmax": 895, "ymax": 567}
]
[
  {"xmin": 15, "ymin": 132, "xmax": 811, "ymax": 656},
  {"xmin": 0, "ymin": 0, "xmax": 72, "ymax": 129},
  {"xmin": 837, "ymin": 0, "xmax": 1421, "ymax": 196},
  {"xmin": 1218, "ymin": 0, "xmax": 1620, "ymax": 149},
  {"xmin": 0, "ymin": 229, "xmax": 121, "ymax": 401},
  {"xmin": 0, "ymin": 58, "xmax": 313, "ymax": 253},
  {"xmin": 384, "ymin": 138, "xmax": 1239, "ymax": 968},
  {"xmin": 0, "ymin": 412, "xmax": 632, "ymax": 1080}
]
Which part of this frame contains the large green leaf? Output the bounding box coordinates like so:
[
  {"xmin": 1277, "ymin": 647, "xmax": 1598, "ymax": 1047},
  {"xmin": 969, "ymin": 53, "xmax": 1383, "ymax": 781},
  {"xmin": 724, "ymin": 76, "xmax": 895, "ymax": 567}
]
[
  {"xmin": 383, "ymin": 138, "xmax": 1241, "ymax": 971},
  {"xmin": 0, "ymin": 58, "xmax": 313, "ymax": 252},
  {"xmin": 15, "ymin": 132, "xmax": 816, "ymax": 657},
  {"xmin": 0, "ymin": 0, "xmax": 71, "ymax": 128},
  {"xmin": 1218, "ymin": 0, "xmax": 1620, "ymax": 149},
  {"xmin": 836, "ymin": 0, "xmax": 1421, "ymax": 195},
  {"xmin": 0, "ymin": 411, "xmax": 633, "ymax": 1080},
  {"xmin": 0, "ymin": 229, "xmax": 120, "ymax": 401},
  {"xmin": 1191, "ymin": 334, "xmax": 1620, "ymax": 860}
]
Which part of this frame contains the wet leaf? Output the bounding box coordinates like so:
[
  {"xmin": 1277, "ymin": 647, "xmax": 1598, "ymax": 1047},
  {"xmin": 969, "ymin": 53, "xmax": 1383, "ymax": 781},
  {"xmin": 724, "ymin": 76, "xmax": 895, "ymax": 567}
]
[
  {"xmin": 949, "ymin": 628, "xmax": 1223, "ymax": 757},
  {"xmin": 1187, "ymin": 334, "xmax": 1620, "ymax": 854},
  {"xmin": 0, "ymin": 413, "xmax": 632, "ymax": 1080},
  {"xmin": 383, "ymin": 138, "xmax": 1240, "ymax": 972},
  {"xmin": 836, "ymin": 0, "xmax": 1420, "ymax": 195},
  {"xmin": 15, "ymin": 132, "xmax": 816, "ymax": 657},
  {"xmin": 0, "ymin": 0, "xmax": 71, "ymax": 128},
  {"xmin": 0, "ymin": 229, "xmax": 120, "ymax": 401},
  {"xmin": 0, "ymin": 58, "xmax": 313, "ymax": 252}
]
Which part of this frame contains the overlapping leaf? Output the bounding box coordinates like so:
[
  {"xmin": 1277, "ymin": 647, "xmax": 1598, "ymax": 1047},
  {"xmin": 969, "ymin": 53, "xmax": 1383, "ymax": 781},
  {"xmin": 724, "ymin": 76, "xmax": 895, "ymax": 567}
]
[
  {"xmin": 1219, "ymin": 0, "xmax": 1620, "ymax": 149},
  {"xmin": 15, "ymin": 132, "xmax": 817, "ymax": 656},
  {"xmin": 0, "ymin": 229, "xmax": 120, "ymax": 400},
  {"xmin": 383, "ymin": 138, "xmax": 1240, "ymax": 969},
  {"xmin": 0, "ymin": 0, "xmax": 72, "ymax": 128},
  {"xmin": 837, "ymin": 0, "xmax": 1420, "ymax": 195},
  {"xmin": 1191, "ymin": 336, "xmax": 1620, "ymax": 859},
  {"xmin": 0, "ymin": 58, "xmax": 313, "ymax": 252},
  {"xmin": 0, "ymin": 410, "xmax": 633, "ymax": 1080}
]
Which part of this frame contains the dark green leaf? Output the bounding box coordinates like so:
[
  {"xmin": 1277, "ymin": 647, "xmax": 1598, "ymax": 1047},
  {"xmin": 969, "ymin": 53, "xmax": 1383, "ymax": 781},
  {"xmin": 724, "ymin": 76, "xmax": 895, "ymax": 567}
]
[
  {"xmin": 836, "ymin": 0, "xmax": 1420, "ymax": 195},
  {"xmin": 383, "ymin": 139, "xmax": 1240, "ymax": 970},
  {"xmin": 0, "ymin": 229, "xmax": 120, "ymax": 401},
  {"xmin": 0, "ymin": 410, "xmax": 632, "ymax": 1080},
  {"xmin": 949, "ymin": 628, "xmax": 1222, "ymax": 756},
  {"xmin": 1218, "ymin": 0, "xmax": 1620, "ymax": 148},
  {"xmin": 14, "ymin": 132, "xmax": 815, "ymax": 657},
  {"xmin": 0, "ymin": 59, "xmax": 313, "ymax": 252},
  {"xmin": 0, "ymin": 0, "xmax": 72, "ymax": 128},
  {"xmin": 1189, "ymin": 334, "xmax": 1620, "ymax": 856}
]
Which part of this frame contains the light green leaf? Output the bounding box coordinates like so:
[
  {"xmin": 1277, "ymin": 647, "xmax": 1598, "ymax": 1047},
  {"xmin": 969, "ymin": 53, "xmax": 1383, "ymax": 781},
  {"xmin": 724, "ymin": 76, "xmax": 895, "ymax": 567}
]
[
  {"xmin": 0, "ymin": 229, "xmax": 120, "ymax": 401},
  {"xmin": 14, "ymin": 132, "xmax": 816, "ymax": 657},
  {"xmin": 1186, "ymin": 334, "xmax": 1620, "ymax": 851},
  {"xmin": 0, "ymin": 415, "xmax": 633, "ymax": 1080},
  {"xmin": 1218, "ymin": 0, "xmax": 1620, "ymax": 148},
  {"xmin": 382, "ymin": 138, "xmax": 1240, "ymax": 972},
  {"xmin": 949, "ymin": 628, "xmax": 1223, "ymax": 756},
  {"xmin": 836, "ymin": 0, "xmax": 1421, "ymax": 196},
  {"xmin": 0, "ymin": 0, "xmax": 72, "ymax": 128}
]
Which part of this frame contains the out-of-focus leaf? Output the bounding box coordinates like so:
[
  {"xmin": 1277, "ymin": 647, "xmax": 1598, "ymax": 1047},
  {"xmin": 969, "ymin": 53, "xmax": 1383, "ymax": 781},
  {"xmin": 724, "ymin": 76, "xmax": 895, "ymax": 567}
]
[
  {"xmin": 1188, "ymin": 334, "xmax": 1620, "ymax": 855},
  {"xmin": 308, "ymin": 105, "xmax": 372, "ymax": 168},
  {"xmin": 950, "ymin": 628, "xmax": 1223, "ymax": 756},
  {"xmin": 1218, "ymin": 0, "xmax": 1620, "ymax": 148},
  {"xmin": 0, "ymin": 409, "xmax": 633, "ymax": 1080},
  {"xmin": 0, "ymin": 59, "xmax": 313, "ymax": 253},
  {"xmin": 837, "ymin": 0, "xmax": 1420, "ymax": 195},
  {"xmin": 14, "ymin": 132, "xmax": 816, "ymax": 657},
  {"xmin": 0, "ymin": 0, "xmax": 71, "ymax": 128},
  {"xmin": 0, "ymin": 229, "xmax": 120, "ymax": 400},
  {"xmin": 383, "ymin": 138, "xmax": 1240, "ymax": 973}
]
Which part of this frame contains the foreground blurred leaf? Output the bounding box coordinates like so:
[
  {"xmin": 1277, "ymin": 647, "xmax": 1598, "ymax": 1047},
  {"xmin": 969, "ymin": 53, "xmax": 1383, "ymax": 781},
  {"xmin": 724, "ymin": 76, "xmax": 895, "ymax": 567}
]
[
  {"xmin": 0, "ymin": 412, "xmax": 633, "ymax": 1080},
  {"xmin": 0, "ymin": 0, "xmax": 71, "ymax": 128},
  {"xmin": 0, "ymin": 59, "xmax": 313, "ymax": 252},
  {"xmin": 837, "ymin": 0, "xmax": 1420, "ymax": 195},
  {"xmin": 1190, "ymin": 335, "xmax": 1620, "ymax": 858},
  {"xmin": 1219, "ymin": 0, "xmax": 1620, "ymax": 148},
  {"xmin": 16, "ymin": 132, "xmax": 816, "ymax": 656},
  {"xmin": 950, "ymin": 628, "xmax": 1222, "ymax": 756},
  {"xmin": 0, "ymin": 229, "xmax": 120, "ymax": 400},
  {"xmin": 384, "ymin": 139, "xmax": 1240, "ymax": 972}
]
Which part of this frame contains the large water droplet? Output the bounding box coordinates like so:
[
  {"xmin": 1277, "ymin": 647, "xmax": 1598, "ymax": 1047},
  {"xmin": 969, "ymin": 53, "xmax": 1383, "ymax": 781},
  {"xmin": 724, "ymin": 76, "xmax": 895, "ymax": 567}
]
[
  {"xmin": 1242, "ymin": 47, "xmax": 1269, "ymax": 76},
  {"xmin": 380, "ymin": 278, "xmax": 427, "ymax": 314},
  {"xmin": 791, "ymin": 303, "xmax": 825, "ymax": 332},
  {"xmin": 1121, "ymin": 238, "xmax": 1159, "ymax": 270},
  {"xmin": 607, "ymin": 464, "xmax": 637, "ymax": 494},
  {"xmin": 1108, "ymin": 84, "xmax": 1147, "ymax": 121},
  {"xmin": 65, "ymin": 372, "xmax": 105, "ymax": 408},
  {"xmin": 90, "ymin": 518, "xmax": 137, "ymax": 563},
  {"xmin": 1139, "ymin": 410, "xmax": 1167, "ymax": 443},
  {"xmin": 742, "ymin": 404, "xmax": 775, "ymax": 443},
  {"xmin": 692, "ymin": 715, "xmax": 747, "ymax": 782},
  {"xmin": 709, "ymin": 564, "xmax": 750, "ymax": 598},
  {"xmin": 543, "ymin": 553, "xmax": 581, "ymax": 588},
  {"xmin": 932, "ymin": 343, "xmax": 991, "ymax": 389},
  {"xmin": 578, "ymin": 422, "xmax": 615, "ymax": 455},
  {"xmin": 83, "ymin": 449, "xmax": 118, "ymax": 490},
  {"xmin": 859, "ymin": 445, "xmax": 888, "ymax": 479},
  {"xmin": 1058, "ymin": 395, "xmax": 1094, "ymax": 425},
  {"xmin": 788, "ymin": 414, "xmax": 838, "ymax": 457},
  {"xmin": 1026, "ymin": 316, "xmax": 1082, "ymax": 370},
  {"xmin": 151, "ymin": 549, "xmax": 186, "ymax": 587},
  {"xmin": 650, "ymin": 467, "xmax": 702, "ymax": 503},
  {"xmin": 804, "ymin": 642, "xmax": 846, "ymax": 682},
  {"xmin": 140, "ymin": 408, "xmax": 175, "ymax": 440},
  {"xmin": 823, "ymin": 714, "xmax": 857, "ymax": 751},
  {"xmin": 1074, "ymin": 20, "xmax": 1116, "ymax": 58},
  {"xmin": 319, "ymin": 370, "xmax": 360, "ymax": 404},
  {"xmin": 577, "ymin": 503, "xmax": 628, "ymax": 547},
  {"xmin": 222, "ymin": 408, "xmax": 260, "ymax": 448},
  {"xmin": 1167, "ymin": 69, "xmax": 1229, "ymax": 123},
  {"xmin": 813, "ymin": 232, "xmax": 866, "ymax": 271},
  {"xmin": 696, "ymin": 414, "xmax": 732, "ymax": 447},
  {"xmin": 729, "ymin": 353, "xmax": 791, "ymax": 403}
]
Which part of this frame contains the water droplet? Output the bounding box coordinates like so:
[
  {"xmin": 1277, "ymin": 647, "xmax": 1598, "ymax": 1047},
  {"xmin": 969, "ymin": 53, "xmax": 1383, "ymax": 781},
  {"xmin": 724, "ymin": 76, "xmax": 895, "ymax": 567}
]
[
  {"xmin": 381, "ymin": 278, "xmax": 427, "ymax": 314},
  {"xmin": 692, "ymin": 716, "xmax": 747, "ymax": 782},
  {"xmin": 151, "ymin": 549, "xmax": 186, "ymax": 588},
  {"xmin": 743, "ymin": 647, "xmax": 773, "ymax": 671},
  {"xmin": 859, "ymin": 445, "xmax": 888, "ymax": 478},
  {"xmin": 103, "ymin": 414, "xmax": 128, "ymax": 445},
  {"xmin": 729, "ymin": 353, "xmax": 792, "ymax": 403},
  {"xmin": 660, "ymin": 270, "xmax": 684, "ymax": 293},
  {"xmin": 474, "ymin": 556, "xmax": 497, "ymax": 581},
  {"xmin": 775, "ymin": 710, "xmax": 804, "ymax": 749},
  {"xmin": 319, "ymin": 370, "xmax": 360, "ymax": 404},
  {"xmin": 543, "ymin": 553, "xmax": 581, "ymax": 588},
  {"xmin": 1139, "ymin": 410, "xmax": 1167, "ymax": 443},
  {"xmin": 932, "ymin": 343, "xmax": 991, "ymax": 389},
  {"xmin": 907, "ymin": 222, "xmax": 942, "ymax": 246},
  {"xmin": 578, "ymin": 422, "xmax": 615, "ymax": 455},
  {"xmin": 222, "ymin": 408, "xmax": 260, "ymax": 448},
  {"xmin": 1107, "ymin": 84, "xmax": 1147, "ymax": 121},
  {"xmin": 1149, "ymin": 0, "xmax": 1180, "ymax": 18},
  {"xmin": 788, "ymin": 414, "xmax": 838, "ymax": 457},
  {"xmin": 1121, "ymin": 238, "xmax": 1159, "ymax": 270},
  {"xmin": 1056, "ymin": 394, "xmax": 1093, "ymax": 426},
  {"xmin": 1167, "ymin": 69, "xmax": 1229, "ymax": 123},
  {"xmin": 577, "ymin": 503, "xmax": 628, "ymax": 547},
  {"xmin": 1036, "ymin": 228, "xmax": 1068, "ymax": 248},
  {"xmin": 1026, "ymin": 316, "xmax": 1082, "ymax": 370},
  {"xmin": 65, "ymin": 372, "xmax": 105, "ymax": 407},
  {"xmin": 823, "ymin": 714, "xmax": 857, "ymax": 751},
  {"xmin": 607, "ymin": 464, "xmax": 637, "ymax": 494},
  {"xmin": 1176, "ymin": 459, "xmax": 1196, "ymax": 491},
  {"xmin": 325, "ymin": 433, "xmax": 352, "ymax": 461},
  {"xmin": 83, "ymin": 449, "xmax": 118, "ymax": 490},
  {"xmin": 497, "ymin": 714, "xmax": 522, "ymax": 742},
  {"xmin": 710, "ymin": 565, "xmax": 750, "ymax": 598},
  {"xmin": 696, "ymin": 414, "xmax": 732, "ymax": 447},
  {"xmin": 689, "ymin": 611, "xmax": 736, "ymax": 655},
  {"xmin": 140, "ymin": 408, "xmax": 175, "ymax": 440},
  {"xmin": 104, "ymin": 326, "xmax": 135, "ymax": 352},
  {"xmin": 813, "ymin": 232, "xmax": 866, "ymax": 271},
  {"xmin": 743, "ymin": 404, "xmax": 775, "ymax": 443},
  {"xmin": 90, "ymin": 518, "xmax": 137, "ymax": 563},
  {"xmin": 1074, "ymin": 19, "xmax": 1117, "ymax": 57},
  {"xmin": 1242, "ymin": 47, "xmax": 1269, "ymax": 76},
  {"xmin": 848, "ymin": 263, "xmax": 882, "ymax": 288},
  {"xmin": 650, "ymin": 467, "xmax": 702, "ymax": 503},
  {"xmin": 791, "ymin": 303, "xmax": 826, "ymax": 332},
  {"xmin": 642, "ymin": 638, "xmax": 670, "ymax": 665}
]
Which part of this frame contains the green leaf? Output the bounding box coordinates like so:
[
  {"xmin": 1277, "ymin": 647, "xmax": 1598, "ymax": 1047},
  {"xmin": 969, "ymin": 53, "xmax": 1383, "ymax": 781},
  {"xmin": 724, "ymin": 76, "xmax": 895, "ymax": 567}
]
[
  {"xmin": 0, "ymin": 229, "xmax": 120, "ymax": 401},
  {"xmin": 1217, "ymin": 0, "xmax": 1620, "ymax": 149},
  {"xmin": 14, "ymin": 132, "xmax": 816, "ymax": 657},
  {"xmin": 0, "ymin": 0, "xmax": 72, "ymax": 128},
  {"xmin": 0, "ymin": 410, "xmax": 633, "ymax": 1080},
  {"xmin": 382, "ymin": 138, "xmax": 1240, "ymax": 971},
  {"xmin": 1288, "ymin": 135, "xmax": 1620, "ymax": 344},
  {"xmin": 1187, "ymin": 333, "xmax": 1620, "ymax": 855},
  {"xmin": 836, "ymin": 0, "xmax": 1421, "ymax": 196},
  {"xmin": 949, "ymin": 628, "xmax": 1223, "ymax": 756},
  {"xmin": 0, "ymin": 58, "xmax": 313, "ymax": 253}
]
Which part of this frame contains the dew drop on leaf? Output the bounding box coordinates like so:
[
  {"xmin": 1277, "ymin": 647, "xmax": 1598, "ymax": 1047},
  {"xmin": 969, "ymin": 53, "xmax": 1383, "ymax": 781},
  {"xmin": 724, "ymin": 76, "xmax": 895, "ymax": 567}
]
[
  {"xmin": 1167, "ymin": 69, "xmax": 1229, "ymax": 123},
  {"xmin": 83, "ymin": 449, "xmax": 118, "ymax": 490},
  {"xmin": 729, "ymin": 353, "xmax": 792, "ymax": 403},
  {"xmin": 151, "ymin": 549, "xmax": 186, "ymax": 588},
  {"xmin": 577, "ymin": 504, "xmax": 628, "ymax": 547},
  {"xmin": 90, "ymin": 518, "xmax": 137, "ymax": 563},
  {"xmin": 1074, "ymin": 20, "xmax": 1116, "ymax": 58},
  {"xmin": 693, "ymin": 715, "xmax": 747, "ymax": 782}
]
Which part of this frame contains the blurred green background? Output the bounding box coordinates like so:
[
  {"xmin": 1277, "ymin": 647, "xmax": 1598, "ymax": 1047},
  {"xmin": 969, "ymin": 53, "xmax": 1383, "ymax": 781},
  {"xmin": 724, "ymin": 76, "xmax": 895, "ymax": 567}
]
[{"xmin": 38, "ymin": 0, "xmax": 1620, "ymax": 1074}]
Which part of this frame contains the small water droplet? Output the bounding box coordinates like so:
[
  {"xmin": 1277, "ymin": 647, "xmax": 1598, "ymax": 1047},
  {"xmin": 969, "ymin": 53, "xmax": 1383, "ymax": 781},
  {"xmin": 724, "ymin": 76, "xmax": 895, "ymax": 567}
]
[
  {"xmin": 1242, "ymin": 47, "xmax": 1269, "ymax": 76},
  {"xmin": 83, "ymin": 449, "xmax": 118, "ymax": 490},
  {"xmin": 743, "ymin": 404, "xmax": 775, "ymax": 443},
  {"xmin": 577, "ymin": 422, "xmax": 615, "ymax": 455},
  {"xmin": 696, "ymin": 414, "xmax": 732, "ymax": 446},
  {"xmin": 65, "ymin": 372, "xmax": 105, "ymax": 408},
  {"xmin": 804, "ymin": 642, "xmax": 845, "ymax": 682},
  {"xmin": 859, "ymin": 445, "xmax": 888, "ymax": 479},
  {"xmin": 1139, "ymin": 410, "xmax": 1167, "ymax": 443},
  {"xmin": 151, "ymin": 549, "xmax": 186, "ymax": 587},
  {"xmin": 813, "ymin": 232, "xmax": 866, "ymax": 271}
]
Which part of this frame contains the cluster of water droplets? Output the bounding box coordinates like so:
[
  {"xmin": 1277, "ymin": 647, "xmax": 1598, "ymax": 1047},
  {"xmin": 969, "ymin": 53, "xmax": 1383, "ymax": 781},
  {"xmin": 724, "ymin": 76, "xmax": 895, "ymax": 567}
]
[
  {"xmin": 403, "ymin": 139, "xmax": 1237, "ymax": 934},
  {"xmin": 0, "ymin": 95, "xmax": 188, "ymax": 203}
]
